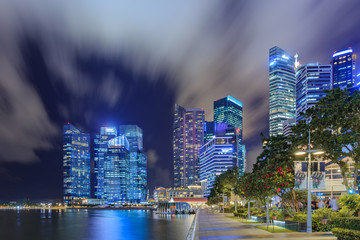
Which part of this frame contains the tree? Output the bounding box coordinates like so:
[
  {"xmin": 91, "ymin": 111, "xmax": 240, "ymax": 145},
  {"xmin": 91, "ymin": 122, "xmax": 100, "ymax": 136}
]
[
  {"xmin": 207, "ymin": 167, "xmax": 239, "ymax": 204},
  {"xmin": 293, "ymin": 87, "xmax": 360, "ymax": 191},
  {"xmin": 236, "ymin": 135, "xmax": 299, "ymax": 216}
]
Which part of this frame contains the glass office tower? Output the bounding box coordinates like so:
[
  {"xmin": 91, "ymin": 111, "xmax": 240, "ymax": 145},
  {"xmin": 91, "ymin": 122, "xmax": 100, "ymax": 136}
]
[
  {"xmin": 269, "ymin": 46, "xmax": 296, "ymax": 136},
  {"xmin": 103, "ymin": 135, "xmax": 130, "ymax": 203},
  {"xmin": 118, "ymin": 125, "xmax": 147, "ymax": 203},
  {"xmin": 332, "ymin": 48, "xmax": 356, "ymax": 89},
  {"xmin": 173, "ymin": 104, "xmax": 204, "ymax": 187},
  {"xmin": 296, "ymin": 63, "xmax": 332, "ymax": 122},
  {"xmin": 204, "ymin": 121, "xmax": 215, "ymax": 144},
  {"xmin": 63, "ymin": 123, "xmax": 90, "ymax": 203},
  {"xmin": 94, "ymin": 127, "xmax": 117, "ymax": 199},
  {"xmin": 213, "ymin": 96, "xmax": 245, "ymax": 174},
  {"xmin": 199, "ymin": 133, "xmax": 238, "ymax": 197}
]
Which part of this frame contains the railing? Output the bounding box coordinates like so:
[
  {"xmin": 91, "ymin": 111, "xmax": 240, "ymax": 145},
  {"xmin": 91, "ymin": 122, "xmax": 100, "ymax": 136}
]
[{"xmin": 185, "ymin": 209, "xmax": 199, "ymax": 240}]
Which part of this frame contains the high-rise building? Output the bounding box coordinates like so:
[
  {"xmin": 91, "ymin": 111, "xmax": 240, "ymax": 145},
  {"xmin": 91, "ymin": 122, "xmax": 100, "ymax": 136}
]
[
  {"xmin": 282, "ymin": 118, "xmax": 296, "ymax": 137},
  {"xmin": 119, "ymin": 125, "xmax": 147, "ymax": 203},
  {"xmin": 296, "ymin": 63, "xmax": 332, "ymax": 122},
  {"xmin": 63, "ymin": 123, "xmax": 90, "ymax": 203},
  {"xmin": 204, "ymin": 121, "xmax": 215, "ymax": 144},
  {"xmin": 103, "ymin": 135, "xmax": 130, "ymax": 203},
  {"xmin": 269, "ymin": 46, "xmax": 296, "ymax": 136},
  {"xmin": 213, "ymin": 96, "xmax": 245, "ymax": 174},
  {"xmin": 332, "ymin": 48, "xmax": 356, "ymax": 89},
  {"xmin": 94, "ymin": 127, "xmax": 117, "ymax": 199},
  {"xmin": 199, "ymin": 133, "xmax": 238, "ymax": 197},
  {"xmin": 173, "ymin": 104, "xmax": 205, "ymax": 187}
]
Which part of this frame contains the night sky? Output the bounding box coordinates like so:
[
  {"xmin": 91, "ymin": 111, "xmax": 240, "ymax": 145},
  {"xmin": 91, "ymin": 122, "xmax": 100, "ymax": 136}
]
[{"xmin": 1, "ymin": 0, "xmax": 360, "ymax": 202}]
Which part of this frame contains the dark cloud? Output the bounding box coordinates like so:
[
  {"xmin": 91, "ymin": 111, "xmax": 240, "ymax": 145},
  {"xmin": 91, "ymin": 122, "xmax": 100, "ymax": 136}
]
[{"xmin": 1, "ymin": 0, "xmax": 360, "ymax": 198}]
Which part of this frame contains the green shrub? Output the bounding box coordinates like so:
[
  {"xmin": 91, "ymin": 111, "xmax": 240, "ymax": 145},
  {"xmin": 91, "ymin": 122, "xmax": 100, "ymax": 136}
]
[
  {"xmin": 290, "ymin": 212, "xmax": 325, "ymax": 232},
  {"xmin": 338, "ymin": 195, "xmax": 360, "ymax": 214},
  {"xmin": 338, "ymin": 207, "xmax": 356, "ymax": 217},
  {"xmin": 332, "ymin": 228, "xmax": 360, "ymax": 240},
  {"xmin": 330, "ymin": 217, "xmax": 360, "ymax": 231}
]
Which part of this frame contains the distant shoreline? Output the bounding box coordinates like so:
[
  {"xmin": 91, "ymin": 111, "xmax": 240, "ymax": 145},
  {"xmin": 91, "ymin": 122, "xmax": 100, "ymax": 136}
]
[{"xmin": 0, "ymin": 206, "xmax": 155, "ymax": 211}]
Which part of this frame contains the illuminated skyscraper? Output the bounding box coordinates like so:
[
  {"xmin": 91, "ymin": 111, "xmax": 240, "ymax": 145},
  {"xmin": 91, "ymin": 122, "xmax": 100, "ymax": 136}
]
[
  {"xmin": 199, "ymin": 132, "xmax": 238, "ymax": 196},
  {"xmin": 118, "ymin": 125, "xmax": 147, "ymax": 203},
  {"xmin": 94, "ymin": 127, "xmax": 117, "ymax": 199},
  {"xmin": 103, "ymin": 135, "xmax": 130, "ymax": 203},
  {"xmin": 63, "ymin": 123, "xmax": 90, "ymax": 203},
  {"xmin": 332, "ymin": 48, "xmax": 356, "ymax": 89},
  {"xmin": 269, "ymin": 46, "xmax": 296, "ymax": 136},
  {"xmin": 173, "ymin": 105, "xmax": 204, "ymax": 187},
  {"xmin": 204, "ymin": 121, "xmax": 215, "ymax": 144},
  {"xmin": 296, "ymin": 63, "xmax": 331, "ymax": 122},
  {"xmin": 213, "ymin": 96, "xmax": 245, "ymax": 174}
]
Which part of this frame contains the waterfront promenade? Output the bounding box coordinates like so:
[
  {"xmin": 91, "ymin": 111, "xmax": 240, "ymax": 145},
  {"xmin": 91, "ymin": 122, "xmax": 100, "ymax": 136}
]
[{"xmin": 197, "ymin": 210, "xmax": 336, "ymax": 240}]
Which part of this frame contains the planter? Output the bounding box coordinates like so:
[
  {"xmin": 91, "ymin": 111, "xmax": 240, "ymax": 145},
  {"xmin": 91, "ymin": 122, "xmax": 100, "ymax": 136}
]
[
  {"xmin": 272, "ymin": 215, "xmax": 277, "ymax": 220},
  {"xmin": 321, "ymin": 218, "xmax": 328, "ymax": 224}
]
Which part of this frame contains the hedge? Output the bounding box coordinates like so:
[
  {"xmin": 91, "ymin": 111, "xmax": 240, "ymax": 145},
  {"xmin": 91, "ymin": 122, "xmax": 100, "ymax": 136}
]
[
  {"xmin": 330, "ymin": 217, "xmax": 360, "ymax": 231},
  {"xmin": 332, "ymin": 228, "xmax": 360, "ymax": 240}
]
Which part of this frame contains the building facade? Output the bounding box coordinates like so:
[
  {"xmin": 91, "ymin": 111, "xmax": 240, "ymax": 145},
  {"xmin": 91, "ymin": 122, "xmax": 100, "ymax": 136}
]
[
  {"xmin": 199, "ymin": 134, "xmax": 238, "ymax": 196},
  {"xmin": 204, "ymin": 121, "xmax": 215, "ymax": 144},
  {"xmin": 173, "ymin": 105, "xmax": 205, "ymax": 187},
  {"xmin": 153, "ymin": 185, "xmax": 204, "ymax": 202},
  {"xmin": 63, "ymin": 123, "xmax": 91, "ymax": 203},
  {"xmin": 213, "ymin": 96, "xmax": 245, "ymax": 174},
  {"xmin": 94, "ymin": 127, "xmax": 118, "ymax": 199},
  {"xmin": 295, "ymin": 63, "xmax": 332, "ymax": 122},
  {"xmin": 282, "ymin": 118, "xmax": 296, "ymax": 137},
  {"xmin": 118, "ymin": 125, "xmax": 147, "ymax": 203},
  {"xmin": 332, "ymin": 48, "xmax": 356, "ymax": 89},
  {"xmin": 269, "ymin": 46, "xmax": 296, "ymax": 136},
  {"xmin": 103, "ymin": 135, "xmax": 130, "ymax": 203}
]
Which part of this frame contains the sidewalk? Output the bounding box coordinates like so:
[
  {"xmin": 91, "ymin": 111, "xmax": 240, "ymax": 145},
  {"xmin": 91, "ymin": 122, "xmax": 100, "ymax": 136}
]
[{"xmin": 197, "ymin": 209, "xmax": 336, "ymax": 240}]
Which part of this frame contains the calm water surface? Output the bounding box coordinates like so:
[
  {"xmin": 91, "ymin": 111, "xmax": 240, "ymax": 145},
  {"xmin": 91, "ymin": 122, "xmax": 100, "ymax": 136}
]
[{"xmin": 0, "ymin": 209, "xmax": 194, "ymax": 240}]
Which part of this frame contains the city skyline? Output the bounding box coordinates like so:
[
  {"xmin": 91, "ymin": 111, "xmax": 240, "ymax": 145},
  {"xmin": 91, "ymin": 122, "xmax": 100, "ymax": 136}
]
[{"xmin": 1, "ymin": 1, "xmax": 360, "ymax": 201}]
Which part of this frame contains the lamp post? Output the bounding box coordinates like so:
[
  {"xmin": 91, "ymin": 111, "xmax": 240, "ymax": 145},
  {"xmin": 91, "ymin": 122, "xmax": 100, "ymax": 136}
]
[{"xmin": 295, "ymin": 128, "xmax": 324, "ymax": 234}]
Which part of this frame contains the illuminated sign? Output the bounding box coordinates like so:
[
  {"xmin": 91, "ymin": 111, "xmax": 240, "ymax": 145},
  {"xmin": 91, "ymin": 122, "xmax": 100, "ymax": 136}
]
[
  {"xmin": 221, "ymin": 148, "xmax": 233, "ymax": 153},
  {"xmin": 332, "ymin": 49, "xmax": 353, "ymax": 58}
]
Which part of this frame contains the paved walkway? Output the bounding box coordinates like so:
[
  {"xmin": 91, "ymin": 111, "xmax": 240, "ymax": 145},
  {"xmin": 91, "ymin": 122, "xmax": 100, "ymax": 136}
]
[{"xmin": 197, "ymin": 210, "xmax": 336, "ymax": 240}]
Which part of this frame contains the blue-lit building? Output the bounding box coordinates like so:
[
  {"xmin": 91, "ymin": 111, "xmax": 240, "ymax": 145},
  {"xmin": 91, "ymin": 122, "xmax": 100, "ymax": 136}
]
[
  {"xmin": 269, "ymin": 46, "xmax": 296, "ymax": 136},
  {"xmin": 119, "ymin": 125, "xmax": 147, "ymax": 203},
  {"xmin": 199, "ymin": 132, "xmax": 238, "ymax": 197},
  {"xmin": 63, "ymin": 123, "xmax": 91, "ymax": 203},
  {"xmin": 173, "ymin": 105, "xmax": 204, "ymax": 187},
  {"xmin": 204, "ymin": 121, "xmax": 215, "ymax": 144},
  {"xmin": 295, "ymin": 63, "xmax": 332, "ymax": 122},
  {"xmin": 213, "ymin": 96, "xmax": 245, "ymax": 174},
  {"xmin": 94, "ymin": 127, "xmax": 117, "ymax": 199},
  {"xmin": 103, "ymin": 135, "xmax": 130, "ymax": 203},
  {"xmin": 332, "ymin": 48, "xmax": 356, "ymax": 89}
]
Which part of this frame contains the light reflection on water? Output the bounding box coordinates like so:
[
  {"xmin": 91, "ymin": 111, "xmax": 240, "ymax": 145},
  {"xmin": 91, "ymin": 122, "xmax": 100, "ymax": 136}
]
[{"xmin": 0, "ymin": 209, "xmax": 194, "ymax": 240}]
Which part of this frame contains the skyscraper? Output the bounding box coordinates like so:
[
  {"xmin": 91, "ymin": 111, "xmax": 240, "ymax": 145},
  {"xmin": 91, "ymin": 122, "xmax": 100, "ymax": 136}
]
[
  {"xmin": 118, "ymin": 125, "xmax": 147, "ymax": 203},
  {"xmin": 296, "ymin": 63, "xmax": 332, "ymax": 122},
  {"xmin": 204, "ymin": 121, "xmax": 215, "ymax": 144},
  {"xmin": 269, "ymin": 46, "xmax": 296, "ymax": 136},
  {"xmin": 103, "ymin": 135, "xmax": 130, "ymax": 203},
  {"xmin": 213, "ymin": 96, "xmax": 245, "ymax": 174},
  {"xmin": 332, "ymin": 48, "xmax": 356, "ymax": 89},
  {"xmin": 173, "ymin": 104, "xmax": 204, "ymax": 187},
  {"xmin": 94, "ymin": 127, "xmax": 117, "ymax": 199},
  {"xmin": 199, "ymin": 132, "xmax": 238, "ymax": 196},
  {"xmin": 63, "ymin": 123, "xmax": 90, "ymax": 203}
]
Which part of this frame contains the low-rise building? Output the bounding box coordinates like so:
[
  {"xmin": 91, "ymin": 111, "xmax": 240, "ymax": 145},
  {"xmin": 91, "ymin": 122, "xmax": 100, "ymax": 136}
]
[{"xmin": 153, "ymin": 185, "xmax": 204, "ymax": 202}]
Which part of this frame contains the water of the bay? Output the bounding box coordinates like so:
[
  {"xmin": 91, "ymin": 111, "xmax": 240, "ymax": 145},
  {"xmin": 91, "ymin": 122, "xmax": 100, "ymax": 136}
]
[{"xmin": 0, "ymin": 209, "xmax": 194, "ymax": 240}]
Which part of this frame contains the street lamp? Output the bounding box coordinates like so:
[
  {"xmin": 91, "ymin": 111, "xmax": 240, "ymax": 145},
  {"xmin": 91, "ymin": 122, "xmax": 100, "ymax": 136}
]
[{"xmin": 295, "ymin": 129, "xmax": 324, "ymax": 234}]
